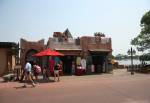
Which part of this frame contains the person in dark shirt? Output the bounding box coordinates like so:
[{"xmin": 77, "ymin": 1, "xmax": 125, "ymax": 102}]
[{"xmin": 54, "ymin": 63, "xmax": 60, "ymax": 82}]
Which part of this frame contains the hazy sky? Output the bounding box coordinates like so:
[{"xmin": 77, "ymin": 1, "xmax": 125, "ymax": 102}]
[{"xmin": 0, "ymin": 0, "xmax": 150, "ymax": 55}]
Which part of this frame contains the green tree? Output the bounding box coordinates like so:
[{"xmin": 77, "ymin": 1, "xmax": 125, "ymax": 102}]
[{"xmin": 131, "ymin": 10, "xmax": 150, "ymax": 52}]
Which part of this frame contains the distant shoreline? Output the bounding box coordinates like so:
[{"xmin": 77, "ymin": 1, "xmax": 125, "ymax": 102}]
[
  {"xmin": 117, "ymin": 59, "xmax": 150, "ymax": 65},
  {"xmin": 116, "ymin": 59, "xmax": 141, "ymax": 65}
]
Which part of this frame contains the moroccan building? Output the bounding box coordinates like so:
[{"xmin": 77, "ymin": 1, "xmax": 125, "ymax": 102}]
[
  {"xmin": 0, "ymin": 42, "xmax": 18, "ymax": 76},
  {"xmin": 47, "ymin": 29, "xmax": 112, "ymax": 74}
]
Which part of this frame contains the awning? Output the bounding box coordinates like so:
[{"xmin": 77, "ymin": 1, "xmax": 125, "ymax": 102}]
[
  {"xmin": 89, "ymin": 49, "xmax": 111, "ymax": 52},
  {"xmin": 55, "ymin": 48, "xmax": 82, "ymax": 51},
  {"xmin": 55, "ymin": 48, "xmax": 82, "ymax": 56}
]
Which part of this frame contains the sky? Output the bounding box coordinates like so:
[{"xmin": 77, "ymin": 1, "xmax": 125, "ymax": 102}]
[{"xmin": 0, "ymin": 0, "xmax": 150, "ymax": 56}]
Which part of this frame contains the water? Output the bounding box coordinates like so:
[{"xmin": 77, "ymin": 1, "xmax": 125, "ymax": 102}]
[{"xmin": 117, "ymin": 59, "xmax": 141, "ymax": 65}]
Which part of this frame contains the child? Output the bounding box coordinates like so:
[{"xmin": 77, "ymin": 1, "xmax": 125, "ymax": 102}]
[
  {"xmin": 43, "ymin": 66, "xmax": 49, "ymax": 80},
  {"xmin": 54, "ymin": 63, "xmax": 60, "ymax": 82}
]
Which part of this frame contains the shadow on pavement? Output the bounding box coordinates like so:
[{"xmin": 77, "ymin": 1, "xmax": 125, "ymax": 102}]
[
  {"xmin": 19, "ymin": 78, "xmax": 55, "ymax": 83},
  {"xmin": 14, "ymin": 85, "xmax": 29, "ymax": 89},
  {"xmin": 36, "ymin": 79, "xmax": 55, "ymax": 83},
  {"xmin": 14, "ymin": 79, "xmax": 56, "ymax": 89}
]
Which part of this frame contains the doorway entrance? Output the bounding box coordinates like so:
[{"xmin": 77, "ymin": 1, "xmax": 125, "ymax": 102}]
[
  {"xmin": 25, "ymin": 49, "xmax": 37, "ymax": 65},
  {"xmin": 91, "ymin": 52, "xmax": 108, "ymax": 73},
  {"xmin": 60, "ymin": 55, "xmax": 75, "ymax": 75}
]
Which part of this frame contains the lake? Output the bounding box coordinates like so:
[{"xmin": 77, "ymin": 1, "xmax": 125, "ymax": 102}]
[{"xmin": 117, "ymin": 59, "xmax": 142, "ymax": 65}]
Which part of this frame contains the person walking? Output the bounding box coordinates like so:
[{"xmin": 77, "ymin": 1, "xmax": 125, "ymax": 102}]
[
  {"xmin": 23, "ymin": 61, "xmax": 36, "ymax": 87},
  {"xmin": 33, "ymin": 63, "xmax": 41, "ymax": 83}
]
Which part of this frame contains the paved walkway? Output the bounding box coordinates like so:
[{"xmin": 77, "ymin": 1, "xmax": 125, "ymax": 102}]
[{"xmin": 0, "ymin": 69, "xmax": 150, "ymax": 103}]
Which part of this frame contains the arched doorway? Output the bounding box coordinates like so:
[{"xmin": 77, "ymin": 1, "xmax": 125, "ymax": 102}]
[{"xmin": 25, "ymin": 49, "xmax": 37, "ymax": 65}]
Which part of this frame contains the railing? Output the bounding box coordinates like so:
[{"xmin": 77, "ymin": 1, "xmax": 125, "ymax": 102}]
[
  {"xmin": 52, "ymin": 38, "xmax": 75, "ymax": 44},
  {"xmin": 50, "ymin": 38, "xmax": 81, "ymax": 50},
  {"xmin": 90, "ymin": 37, "xmax": 111, "ymax": 44}
]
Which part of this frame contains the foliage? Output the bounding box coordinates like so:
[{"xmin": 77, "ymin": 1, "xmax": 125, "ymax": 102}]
[
  {"xmin": 139, "ymin": 53, "xmax": 150, "ymax": 61},
  {"xmin": 94, "ymin": 32, "xmax": 105, "ymax": 37},
  {"xmin": 131, "ymin": 10, "xmax": 150, "ymax": 52}
]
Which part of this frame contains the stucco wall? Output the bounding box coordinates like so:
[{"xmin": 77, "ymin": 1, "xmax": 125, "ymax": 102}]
[{"xmin": 0, "ymin": 49, "xmax": 7, "ymax": 76}]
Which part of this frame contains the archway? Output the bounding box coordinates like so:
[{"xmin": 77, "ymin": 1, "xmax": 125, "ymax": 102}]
[{"xmin": 25, "ymin": 49, "xmax": 38, "ymax": 65}]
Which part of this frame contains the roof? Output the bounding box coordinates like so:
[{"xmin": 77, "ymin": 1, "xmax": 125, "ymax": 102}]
[
  {"xmin": 0, "ymin": 42, "xmax": 18, "ymax": 48},
  {"xmin": 63, "ymin": 28, "xmax": 73, "ymax": 38},
  {"xmin": 55, "ymin": 48, "xmax": 82, "ymax": 51},
  {"xmin": 89, "ymin": 49, "xmax": 111, "ymax": 52}
]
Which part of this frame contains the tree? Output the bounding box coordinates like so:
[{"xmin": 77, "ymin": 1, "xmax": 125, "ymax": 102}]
[
  {"xmin": 131, "ymin": 10, "xmax": 150, "ymax": 52},
  {"xmin": 139, "ymin": 53, "xmax": 150, "ymax": 61},
  {"xmin": 94, "ymin": 32, "xmax": 105, "ymax": 37}
]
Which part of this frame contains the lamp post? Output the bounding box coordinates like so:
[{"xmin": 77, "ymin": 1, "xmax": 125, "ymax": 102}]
[{"xmin": 127, "ymin": 47, "xmax": 136, "ymax": 75}]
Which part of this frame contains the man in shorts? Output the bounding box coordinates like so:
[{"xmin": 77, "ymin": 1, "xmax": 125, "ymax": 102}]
[{"xmin": 23, "ymin": 61, "xmax": 36, "ymax": 87}]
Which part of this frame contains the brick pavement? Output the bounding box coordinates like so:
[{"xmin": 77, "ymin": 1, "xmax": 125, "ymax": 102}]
[{"xmin": 0, "ymin": 69, "xmax": 150, "ymax": 103}]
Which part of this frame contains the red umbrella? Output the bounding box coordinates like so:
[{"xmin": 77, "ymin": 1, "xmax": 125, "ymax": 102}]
[{"xmin": 33, "ymin": 49, "xmax": 64, "ymax": 57}]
